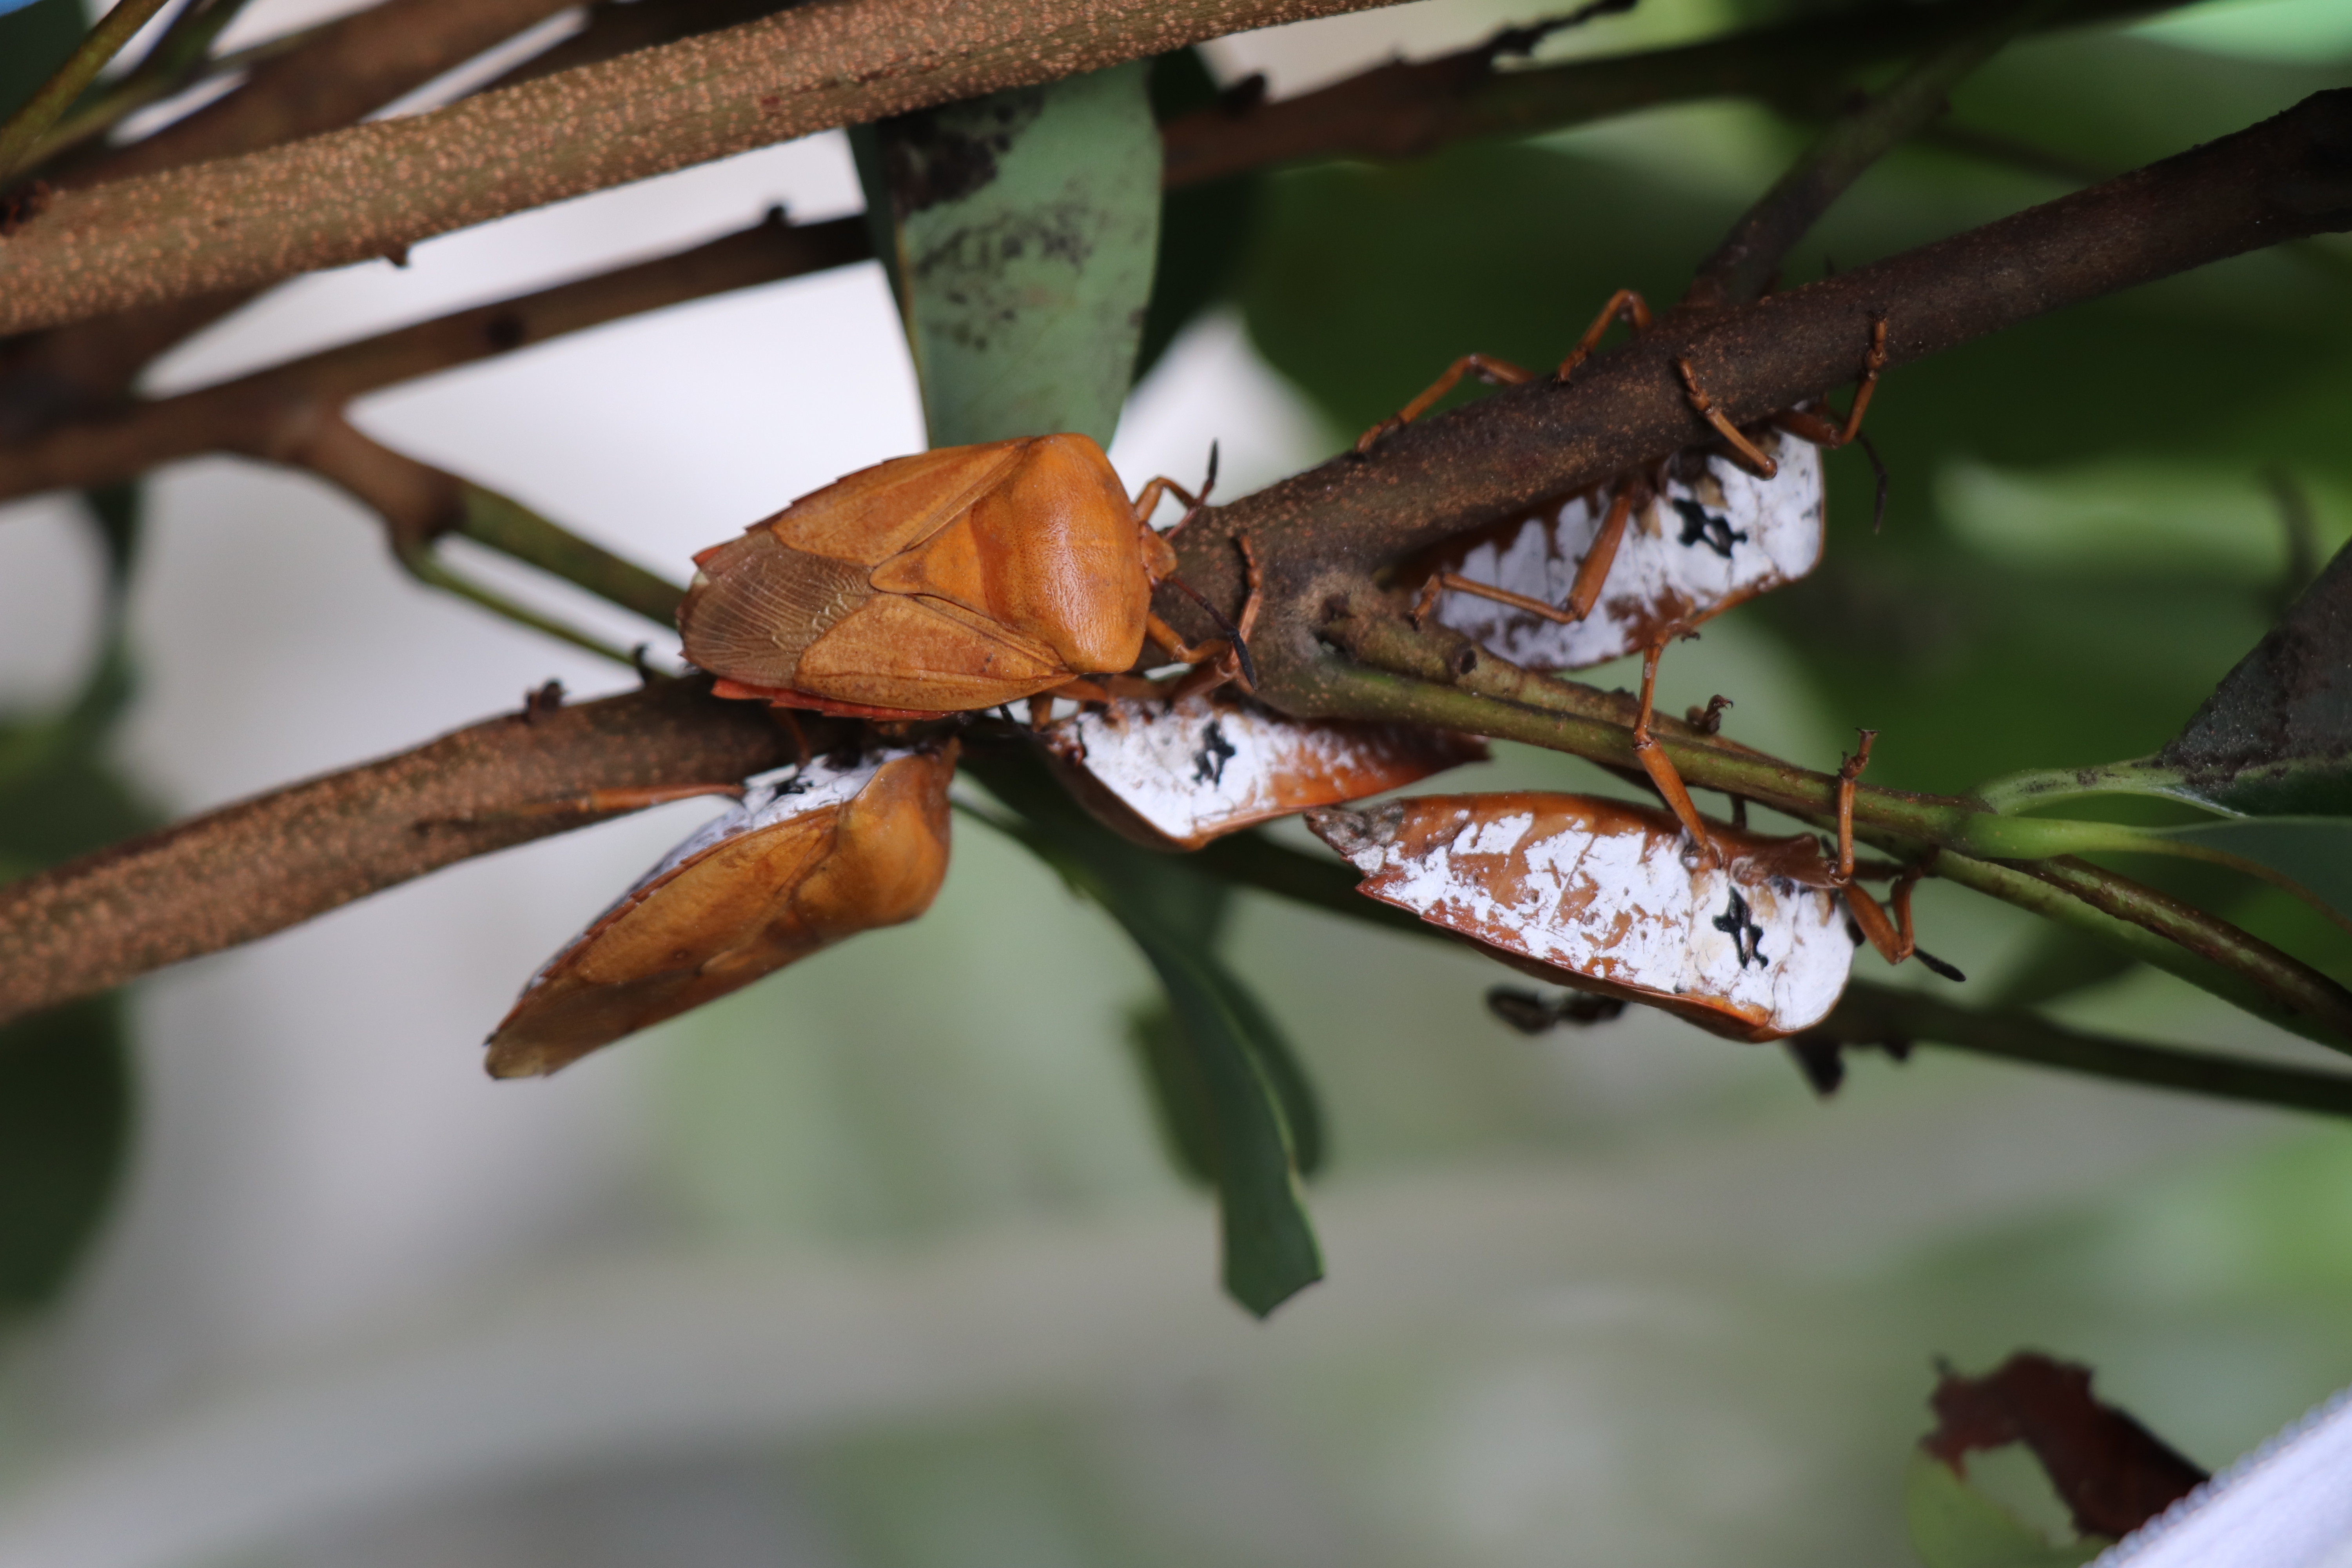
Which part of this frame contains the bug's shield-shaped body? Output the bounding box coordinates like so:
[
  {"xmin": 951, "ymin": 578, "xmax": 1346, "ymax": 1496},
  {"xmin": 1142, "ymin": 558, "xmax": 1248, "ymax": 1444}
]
[
  {"xmin": 1308, "ymin": 791, "xmax": 1852, "ymax": 1042},
  {"xmin": 1427, "ymin": 432, "xmax": 1824, "ymax": 669},
  {"xmin": 1038, "ymin": 690, "xmax": 1487, "ymax": 850},
  {"xmin": 486, "ymin": 744, "xmax": 956, "ymax": 1078},
  {"xmin": 681, "ymin": 435, "xmax": 1149, "ymax": 713}
]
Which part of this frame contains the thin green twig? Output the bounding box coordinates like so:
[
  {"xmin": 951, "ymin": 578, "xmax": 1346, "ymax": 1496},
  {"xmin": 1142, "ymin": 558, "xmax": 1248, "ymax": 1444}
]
[
  {"xmin": 457, "ymin": 486, "xmax": 684, "ymax": 627},
  {"xmin": 0, "ymin": 0, "xmax": 182, "ymax": 183},
  {"xmin": 22, "ymin": 2, "xmax": 297, "ymax": 174}
]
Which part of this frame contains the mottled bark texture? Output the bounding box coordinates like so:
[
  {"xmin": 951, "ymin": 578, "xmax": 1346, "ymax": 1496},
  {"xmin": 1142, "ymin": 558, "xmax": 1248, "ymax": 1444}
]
[
  {"xmin": 0, "ymin": 0, "xmax": 1411, "ymax": 336},
  {"xmin": 0, "ymin": 681, "xmax": 808, "ymax": 1026}
]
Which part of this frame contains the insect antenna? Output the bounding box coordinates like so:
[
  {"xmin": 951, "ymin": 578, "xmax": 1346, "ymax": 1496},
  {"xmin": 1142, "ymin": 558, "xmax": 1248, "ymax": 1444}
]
[
  {"xmin": 1165, "ymin": 573, "xmax": 1258, "ymax": 690},
  {"xmin": 1858, "ymin": 432, "xmax": 1891, "ymax": 532}
]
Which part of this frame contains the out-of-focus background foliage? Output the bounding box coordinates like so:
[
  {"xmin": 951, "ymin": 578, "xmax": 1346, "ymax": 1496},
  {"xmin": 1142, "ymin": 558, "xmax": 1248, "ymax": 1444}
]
[{"xmin": 0, "ymin": 0, "xmax": 2348, "ymax": 1563}]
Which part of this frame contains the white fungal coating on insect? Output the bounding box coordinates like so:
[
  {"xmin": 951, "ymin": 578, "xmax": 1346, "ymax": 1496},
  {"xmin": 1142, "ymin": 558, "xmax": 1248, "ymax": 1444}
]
[
  {"xmin": 1310, "ymin": 792, "xmax": 1853, "ymax": 1040},
  {"xmin": 1433, "ymin": 432, "xmax": 1825, "ymax": 670},
  {"xmin": 1038, "ymin": 690, "xmax": 1485, "ymax": 850},
  {"xmin": 520, "ymin": 751, "xmax": 891, "ymax": 991}
]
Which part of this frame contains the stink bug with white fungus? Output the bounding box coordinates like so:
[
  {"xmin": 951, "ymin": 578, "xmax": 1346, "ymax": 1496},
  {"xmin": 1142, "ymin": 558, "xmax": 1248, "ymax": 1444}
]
[
  {"xmin": 1037, "ymin": 688, "xmax": 1488, "ymax": 851},
  {"xmin": 1355, "ymin": 294, "xmax": 1889, "ymax": 864},
  {"xmin": 1309, "ymin": 791, "xmax": 1858, "ymax": 1041},
  {"xmin": 486, "ymin": 742, "xmax": 956, "ymax": 1077}
]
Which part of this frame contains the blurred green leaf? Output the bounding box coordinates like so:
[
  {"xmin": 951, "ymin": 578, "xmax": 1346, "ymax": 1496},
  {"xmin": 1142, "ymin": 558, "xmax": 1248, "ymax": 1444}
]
[
  {"xmin": 1969, "ymin": 534, "xmax": 2352, "ymax": 822},
  {"xmin": 855, "ymin": 62, "xmax": 1160, "ymax": 447},
  {"xmin": 0, "ymin": 486, "xmax": 152, "ymax": 1318},
  {"xmin": 0, "ymin": 0, "xmax": 83, "ymax": 122},
  {"xmin": 0, "ymin": 995, "xmax": 132, "ymax": 1313},
  {"xmin": 1136, "ymin": 50, "xmax": 1262, "ymax": 384},
  {"xmin": 1992, "ymin": 926, "xmax": 2139, "ymax": 1009},
  {"xmin": 1904, "ymin": 1452, "xmax": 2108, "ymax": 1568},
  {"xmin": 963, "ymin": 750, "xmax": 1325, "ymax": 1316}
]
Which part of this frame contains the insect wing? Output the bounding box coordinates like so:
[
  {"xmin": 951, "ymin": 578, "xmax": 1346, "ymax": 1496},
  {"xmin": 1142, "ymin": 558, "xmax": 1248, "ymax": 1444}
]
[
  {"xmin": 1308, "ymin": 791, "xmax": 1852, "ymax": 1040},
  {"xmin": 1041, "ymin": 691, "xmax": 1487, "ymax": 850},
  {"xmin": 1432, "ymin": 434, "xmax": 1824, "ymax": 669},
  {"xmin": 679, "ymin": 441, "xmax": 1031, "ymax": 693},
  {"xmin": 486, "ymin": 744, "xmax": 956, "ymax": 1077},
  {"xmin": 761, "ymin": 440, "xmax": 1029, "ymax": 564}
]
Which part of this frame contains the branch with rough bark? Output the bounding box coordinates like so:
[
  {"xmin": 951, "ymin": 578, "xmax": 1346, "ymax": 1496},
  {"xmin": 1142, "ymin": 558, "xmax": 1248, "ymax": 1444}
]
[
  {"xmin": 1157, "ymin": 0, "xmax": 2159, "ymax": 187},
  {"xmin": 5, "ymin": 93, "xmax": 2350, "ymax": 1040},
  {"xmin": 0, "ymin": 680, "xmax": 819, "ymax": 1026},
  {"xmin": 0, "ymin": 0, "xmax": 591, "ymax": 439},
  {"xmin": 0, "ymin": 211, "xmax": 867, "ymax": 502},
  {"xmin": 0, "ymin": 0, "xmax": 1411, "ymax": 338}
]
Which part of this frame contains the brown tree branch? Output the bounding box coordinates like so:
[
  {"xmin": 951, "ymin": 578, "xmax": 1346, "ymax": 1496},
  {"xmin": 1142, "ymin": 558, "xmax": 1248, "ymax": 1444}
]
[
  {"xmin": 1679, "ymin": 0, "xmax": 2055, "ymax": 310},
  {"xmin": 0, "ymin": 211, "xmax": 868, "ymax": 501},
  {"xmin": 1158, "ymin": 0, "xmax": 2161, "ymax": 189},
  {"xmin": 474, "ymin": 0, "xmax": 798, "ymax": 96},
  {"xmin": 64, "ymin": 0, "xmax": 581, "ymax": 187},
  {"xmin": 0, "ymin": 679, "xmax": 816, "ymax": 1027},
  {"xmin": 0, "ymin": 0, "xmax": 590, "ymax": 441},
  {"xmin": 0, "ymin": 0, "xmax": 1410, "ymax": 339},
  {"xmin": 1164, "ymin": 91, "xmax": 2352, "ymax": 643},
  {"xmin": 1809, "ymin": 984, "xmax": 2352, "ymax": 1120},
  {"xmin": 5, "ymin": 93, "xmax": 2350, "ymax": 1039}
]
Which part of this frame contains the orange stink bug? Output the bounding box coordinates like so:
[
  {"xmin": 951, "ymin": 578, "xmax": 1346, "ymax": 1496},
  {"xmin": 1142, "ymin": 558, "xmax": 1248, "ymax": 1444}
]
[
  {"xmin": 1036, "ymin": 688, "xmax": 1488, "ymax": 850},
  {"xmin": 679, "ymin": 436, "xmax": 1240, "ymax": 719},
  {"xmin": 485, "ymin": 742, "xmax": 956, "ymax": 1077}
]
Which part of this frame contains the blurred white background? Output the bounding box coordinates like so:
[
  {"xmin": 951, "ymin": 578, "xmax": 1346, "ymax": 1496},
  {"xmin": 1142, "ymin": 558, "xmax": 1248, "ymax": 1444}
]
[{"xmin": 3, "ymin": 0, "xmax": 2352, "ymax": 1564}]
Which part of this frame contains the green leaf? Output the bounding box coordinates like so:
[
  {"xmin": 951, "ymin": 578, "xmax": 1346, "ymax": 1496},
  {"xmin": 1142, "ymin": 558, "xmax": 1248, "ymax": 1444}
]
[
  {"xmin": 1975, "ymin": 534, "xmax": 2352, "ymax": 821},
  {"xmin": 1125, "ymin": 1001, "xmax": 1218, "ymax": 1185},
  {"xmin": 0, "ymin": 0, "xmax": 84, "ymax": 123},
  {"xmin": 1904, "ymin": 1453, "xmax": 2108, "ymax": 1568},
  {"xmin": 0, "ymin": 486, "xmax": 152, "ymax": 1318},
  {"xmin": 855, "ymin": 62, "xmax": 1161, "ymax": 448},
  {"xmin": 962, "ymin": 751, "xmax": 1325, "ymax": 1316},
  {"xmin": 1117, "ymin": 912, "xmax": 1324, "ymax": 1315},
  {"xmin": 0, "ymin": 996, "xmax": 132, "ymax": 1312}
]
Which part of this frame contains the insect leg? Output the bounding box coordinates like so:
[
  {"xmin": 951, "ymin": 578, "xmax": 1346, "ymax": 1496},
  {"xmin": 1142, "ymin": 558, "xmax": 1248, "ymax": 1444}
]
[
  {"xmin": 1423, "ymin": 481, "xmax": 1636, "ymax": 627},
  {"xmin": 1131, "ymin": 476, "xmax": 1204, "ymax": 527},
  {"xmin": 1771, "ymin": 318, "xmax": 1890, "ymax": 452},
  {"xmin": 1554, "ymin": 288, "xmax": 1654, "ymax": 381},
  {"xmin": 1833, "ymin": 728, "xmax": 1877, "ymax": 882},
  {"xmin": 1356, "ymin": 353, "xmax": 1536, "ymax": 455},
  {"xmin": 1674, "ymin": 357, "xmax": 1779, "ymax": 477},
  {"xmin": 1562, "ymin": 484, "xmax": 1637, "ymax": 621},
  {"xmin": 1631, "ymin": 641, "xmax": 1719, "ymax": 863},
  {"xmin": 1428, "ymin": 572, "xmax": 1582, "ymax": 624},
  {"xmin": 1145, "ymin": 612, "xmax": 1229, "ymax": 666}
]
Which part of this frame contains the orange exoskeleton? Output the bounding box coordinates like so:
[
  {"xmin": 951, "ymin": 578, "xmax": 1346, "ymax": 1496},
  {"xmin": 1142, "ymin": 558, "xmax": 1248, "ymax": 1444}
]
[
  {"xmin": 680, "ymin": 435, "xmax": 1235, "ymax": 719},
  {"xmin": 485, "ymin": 742, "xmax": 956, "ymax": 1077}
]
